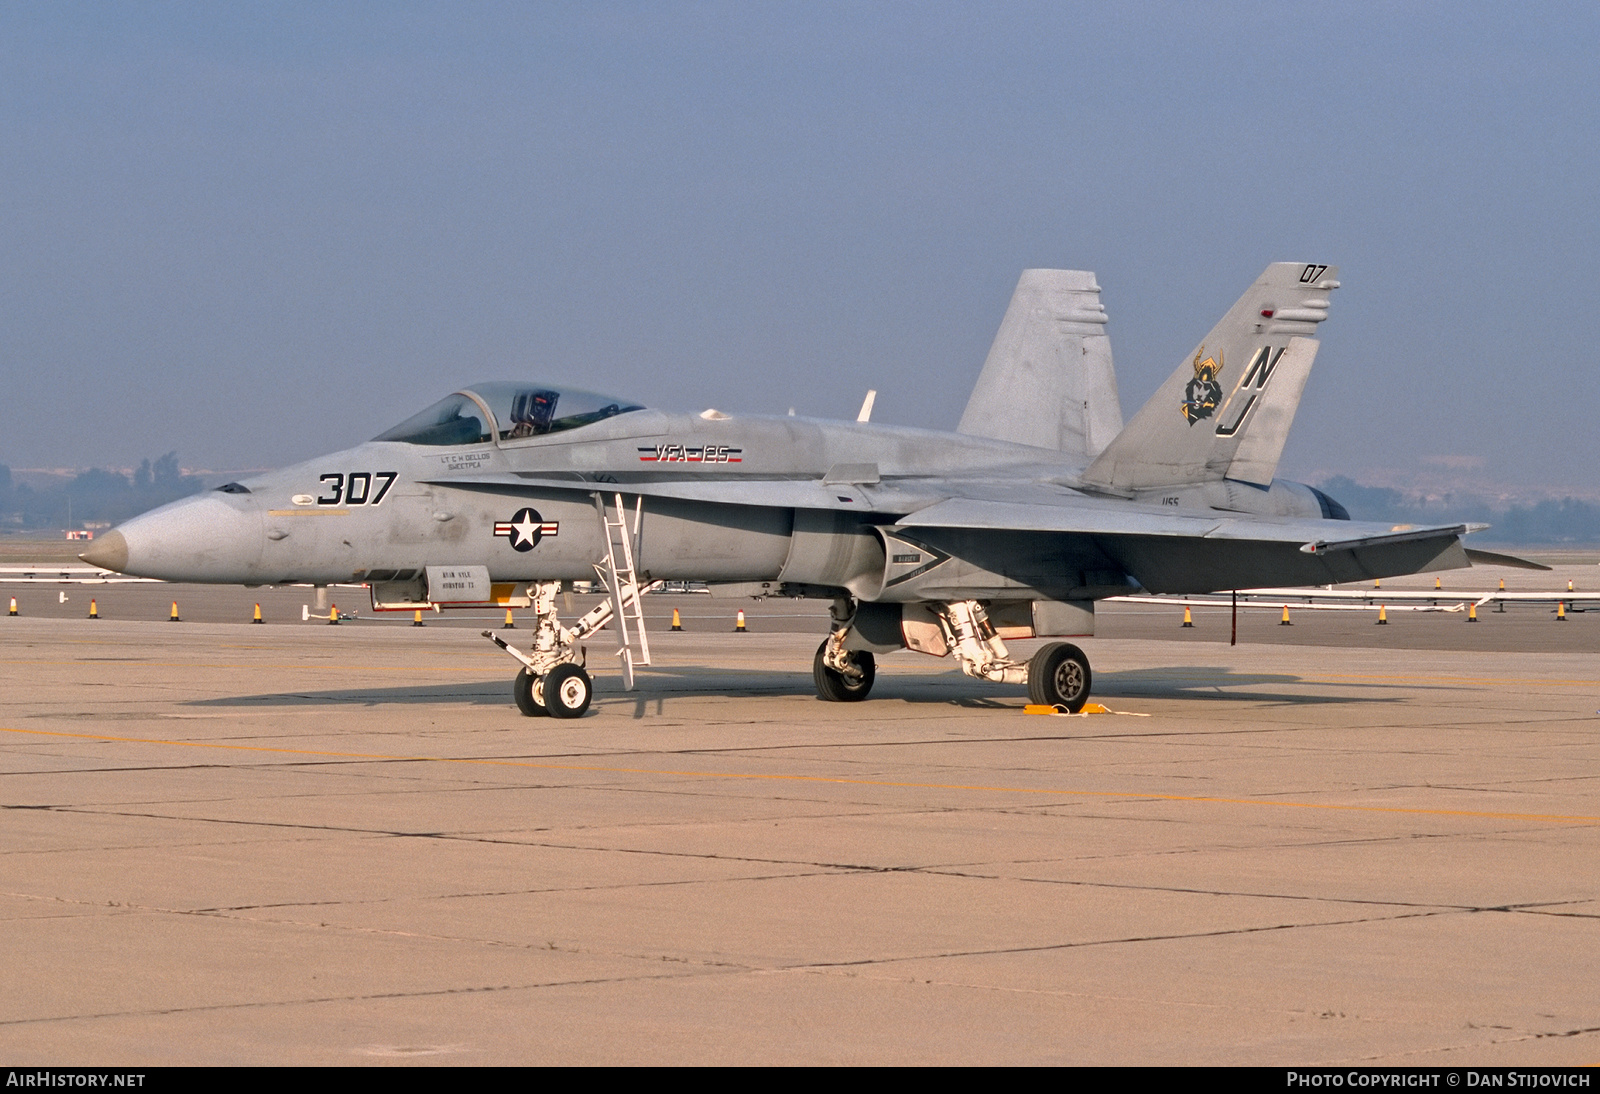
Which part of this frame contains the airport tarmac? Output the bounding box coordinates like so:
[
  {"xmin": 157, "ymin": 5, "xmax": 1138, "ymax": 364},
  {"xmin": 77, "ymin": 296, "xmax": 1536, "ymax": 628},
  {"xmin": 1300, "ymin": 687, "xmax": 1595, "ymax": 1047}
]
[{"xmin": 2, "ymin": 594, "xmax": 1598, "ymax": 1065}]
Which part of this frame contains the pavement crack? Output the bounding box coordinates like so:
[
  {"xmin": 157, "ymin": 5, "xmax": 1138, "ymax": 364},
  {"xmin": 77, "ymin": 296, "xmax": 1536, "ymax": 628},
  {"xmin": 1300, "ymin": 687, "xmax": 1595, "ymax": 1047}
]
[
  {"xmin": 783, "ymin": 909, "xmax": 1451, "ymax": 970},
  {"xmin": 0, "ymin": 969, "xmax": 733, "ymax": 1029}
]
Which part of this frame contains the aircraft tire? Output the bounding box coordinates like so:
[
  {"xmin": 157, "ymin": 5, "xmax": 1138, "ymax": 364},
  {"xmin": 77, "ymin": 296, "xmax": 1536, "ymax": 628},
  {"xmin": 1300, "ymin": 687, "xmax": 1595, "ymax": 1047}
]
[
  {"xmin": 544, "ymin": 663, "xmax": 593, "ymax": 719},
  {"xmin": 813, "ymin": 641, "xmax": 875, "ymax": 702},
  {"xmin": 514, "ymin": 668, "xmax": 548, "ymax": 717},
  {"xmin": 1027, "ymin": 642, "xmax": 1091, "ymax": 712}
]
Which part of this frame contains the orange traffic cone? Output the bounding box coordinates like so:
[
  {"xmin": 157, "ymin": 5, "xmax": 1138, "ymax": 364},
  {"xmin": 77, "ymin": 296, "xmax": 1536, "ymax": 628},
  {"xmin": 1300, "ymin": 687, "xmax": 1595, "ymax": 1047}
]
[
  {"xmin": 89, "ymin": 599, "xmax": 99, "ymax": 619},
  {"xmin": 671, "ymin": 608, "xmax": 683, "ymax": 631},
  {"xmin": 169, "ymin": 601, "xmax": 180, "ymax": 622},
  {"xmin": 412, "ymin": 609, "xmax": 425, "ymax": 627},
  {"xmin": 504, "ymin": 609, "xmax": 516, "ymax": 629},
  {"xmin": 328, "ymin": 604, "xmax": 340, "ymax": 625},
  {"xmin": 1376, "ymin": 605, "xmax": 1388, "ymax": 625},
  {"xmin": 252, "ymin": 602, "xmax": 263, "ymax": 624},
  {"xmin": 1467, "ymin": 603, "xmax": 1478, "ymax": 623},
  {"xmin": 734, "ymin": 609, "xmax": 747, "ymax": 633},
  {"xmin": 1279, "ymin": 605, "xmax": 1292, "ymax": 626},
  {"xmin": 1181, "ymin": 605, "xmax": 1194, "ymax": 628}
]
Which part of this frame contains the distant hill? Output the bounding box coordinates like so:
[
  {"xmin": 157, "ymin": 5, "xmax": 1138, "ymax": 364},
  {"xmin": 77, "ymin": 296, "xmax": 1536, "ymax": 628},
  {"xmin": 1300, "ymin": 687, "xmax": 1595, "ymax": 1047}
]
[
  {"xmin": 1317, "ymin": 476, "xmax": 1600, "ymax": 546},
  {"xmin": 0, "ymin": 454, "xmax": 203, "ymax": 531}
]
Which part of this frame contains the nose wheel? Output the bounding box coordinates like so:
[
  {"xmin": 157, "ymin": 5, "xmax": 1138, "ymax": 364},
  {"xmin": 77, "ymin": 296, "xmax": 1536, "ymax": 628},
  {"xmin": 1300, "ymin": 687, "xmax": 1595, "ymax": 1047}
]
[
  {"xmin": 512, "ymin": 663, "xmax": 592, "ymax": 719},
  {"xmin": 513, "ymin": 668, "xmax": 548, "ymax": 717}
]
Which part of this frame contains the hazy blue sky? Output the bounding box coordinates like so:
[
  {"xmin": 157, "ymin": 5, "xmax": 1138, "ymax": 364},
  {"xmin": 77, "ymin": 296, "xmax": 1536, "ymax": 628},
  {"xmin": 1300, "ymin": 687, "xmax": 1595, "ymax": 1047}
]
[{"xmin": 2, "ymin": 2, "xmax": 1596, "ymax": 493}]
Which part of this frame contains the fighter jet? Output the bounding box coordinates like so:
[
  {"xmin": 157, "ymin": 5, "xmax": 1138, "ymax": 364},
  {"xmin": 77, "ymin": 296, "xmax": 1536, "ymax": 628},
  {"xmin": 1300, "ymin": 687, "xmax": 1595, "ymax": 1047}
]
[{"xmin": 82, "ymin": 262, "xmax": 1524, "ymax": 718}]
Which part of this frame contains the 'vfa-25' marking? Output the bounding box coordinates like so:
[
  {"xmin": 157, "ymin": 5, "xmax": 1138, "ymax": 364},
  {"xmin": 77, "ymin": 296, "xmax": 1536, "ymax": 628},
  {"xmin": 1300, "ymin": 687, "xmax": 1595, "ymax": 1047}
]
[
  {"xmin": 638, "ymin": 444, "xmax": 743, "ymax": 464},
  {"xmin": 494, "ymin": 508, "xmax": 559, "ymax": 552}
]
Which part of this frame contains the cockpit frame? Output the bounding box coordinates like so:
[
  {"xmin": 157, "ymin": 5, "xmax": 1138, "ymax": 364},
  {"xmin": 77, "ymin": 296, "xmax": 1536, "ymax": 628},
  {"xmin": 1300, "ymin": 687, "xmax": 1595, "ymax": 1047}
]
[{"xmin": 372, "ymin": 383, "xmax": 645, "ymax": 449}]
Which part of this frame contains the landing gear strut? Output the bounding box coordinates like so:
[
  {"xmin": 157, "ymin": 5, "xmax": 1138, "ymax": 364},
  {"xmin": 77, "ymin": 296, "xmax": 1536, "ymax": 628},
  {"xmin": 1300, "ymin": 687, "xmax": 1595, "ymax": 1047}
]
[
  {"xmin": 933, "ymin": 601, "xmax": 1093, "ymax": 712},
  {"xmin": 806, "ymin": 596, "xmax": 1095, "ymax": 712},
  {"xmin": 814, "ymin": 598, "xmax": 877, "ymax": 702},
  {"xmin": 486, "ymin": 576, "xmax": 658, "ymax": 719}
]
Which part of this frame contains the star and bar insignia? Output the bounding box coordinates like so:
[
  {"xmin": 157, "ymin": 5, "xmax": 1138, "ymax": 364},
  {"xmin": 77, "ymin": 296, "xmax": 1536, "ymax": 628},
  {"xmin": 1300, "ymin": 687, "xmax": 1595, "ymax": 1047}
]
[{"xmin": 493, "ymin": 508, "xmax": 559, "ymax": 552}]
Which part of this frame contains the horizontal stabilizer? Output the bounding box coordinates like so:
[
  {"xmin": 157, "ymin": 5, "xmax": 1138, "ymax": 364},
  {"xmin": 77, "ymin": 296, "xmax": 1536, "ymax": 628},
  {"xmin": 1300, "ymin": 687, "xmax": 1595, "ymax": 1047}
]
[
  {"xmin": 1083, "ymin": 262, "xmax": 1340, "ymax": 491},
  {"xmin": 1299, "ymin": 524, "xmax": 1479, "ymax": 554},
  {"xmin": 1464, "ymin": 548, "xmax": 1552, "ymax": 571},
  {"xmin": 958, "ymin": 270, "xmax": 1123, "ymax": 457}
]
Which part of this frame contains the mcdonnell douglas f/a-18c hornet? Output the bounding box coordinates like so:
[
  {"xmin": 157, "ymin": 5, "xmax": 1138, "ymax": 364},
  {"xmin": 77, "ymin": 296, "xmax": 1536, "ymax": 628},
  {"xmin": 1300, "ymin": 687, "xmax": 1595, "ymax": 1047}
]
[{"xmin": 83, "ymin": 262, "xmax": 1534, "ymax": 718}]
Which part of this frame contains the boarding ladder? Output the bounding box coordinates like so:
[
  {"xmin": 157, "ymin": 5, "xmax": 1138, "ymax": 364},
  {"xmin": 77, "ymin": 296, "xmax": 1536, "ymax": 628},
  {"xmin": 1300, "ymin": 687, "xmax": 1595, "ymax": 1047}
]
[{"xmin": 592, "ymin": 492, "xmax": 653, "ymax": 690}]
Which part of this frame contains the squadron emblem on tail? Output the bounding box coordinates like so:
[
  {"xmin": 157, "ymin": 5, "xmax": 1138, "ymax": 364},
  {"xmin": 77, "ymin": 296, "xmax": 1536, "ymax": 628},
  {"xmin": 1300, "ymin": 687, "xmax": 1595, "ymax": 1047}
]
[{"xmin": 1181, "ymin": 347, "xmax": 1223, "ymax": 425}]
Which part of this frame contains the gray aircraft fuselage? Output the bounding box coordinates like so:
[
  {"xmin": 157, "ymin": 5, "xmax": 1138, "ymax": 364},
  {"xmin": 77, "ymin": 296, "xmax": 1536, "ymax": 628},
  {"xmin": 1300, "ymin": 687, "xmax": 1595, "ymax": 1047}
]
[
  {"xmin": 82, "ymin": 262, "xmax": 1500, "ymax": 714},
  {"xmin": 87, "ymin": 401, "xmax": 1437, "ymax": 603}
]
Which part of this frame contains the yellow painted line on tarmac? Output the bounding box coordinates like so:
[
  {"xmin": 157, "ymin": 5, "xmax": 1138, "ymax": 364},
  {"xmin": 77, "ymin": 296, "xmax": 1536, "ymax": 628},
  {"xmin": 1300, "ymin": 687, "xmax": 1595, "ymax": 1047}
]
[
  {"xmin": 1086, "ymin": 668, "xmax": 1599, "ymax": 689},
  {"xmin": 3, "ymin": 725, "xmax": 1598, "ymax": 827},
  {"xmin": 1309, "ymin": 672, "xmax": 1600, "ymax": 687},
  {"xmin": 0, "ymin": 661, "xmax": 497, "ymax": 672}
]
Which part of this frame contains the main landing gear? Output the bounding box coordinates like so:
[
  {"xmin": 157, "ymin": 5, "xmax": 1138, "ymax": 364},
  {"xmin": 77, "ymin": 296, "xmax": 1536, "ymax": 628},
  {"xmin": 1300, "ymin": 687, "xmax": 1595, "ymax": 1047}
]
[{"xmin": 813, "ymin": 597, "xmax": 1094, "ymax": 712}]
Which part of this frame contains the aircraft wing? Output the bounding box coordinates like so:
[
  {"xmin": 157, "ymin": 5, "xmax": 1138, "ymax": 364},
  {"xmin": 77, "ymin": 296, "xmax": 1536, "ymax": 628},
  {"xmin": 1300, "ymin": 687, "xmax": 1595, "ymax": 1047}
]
[
  {"xmin": 895, "ymin": 495, "xmax": 1469, "ymax": 549},
  {"xmin": 428, "ymin": 469, "xmax": 1474, "ymax": 550},
  {"xmin": 428, "ymin": 471, "xmax": 1503, "ymax": 592},
  {"xmin": 893, "ymin": 494, "xmax": 1495, "ymax": 591}
]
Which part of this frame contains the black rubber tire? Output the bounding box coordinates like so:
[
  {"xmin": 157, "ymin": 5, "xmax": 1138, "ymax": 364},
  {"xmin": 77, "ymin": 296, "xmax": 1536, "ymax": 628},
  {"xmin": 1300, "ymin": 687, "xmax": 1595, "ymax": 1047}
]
[
  {"xmin": 514, "ymin": 668, "xmax": 548, "ymax": 717},
  {"xmin": 544, "ymin": 662, "xmax": 593, "ymax": 719},
  {"xmin": 813, "ymin": 640, "xmax": 876, "ymax": 702},
  {"xmin": 1027, "ymin": 642, "xmax": 1092, "ymax": 712}
]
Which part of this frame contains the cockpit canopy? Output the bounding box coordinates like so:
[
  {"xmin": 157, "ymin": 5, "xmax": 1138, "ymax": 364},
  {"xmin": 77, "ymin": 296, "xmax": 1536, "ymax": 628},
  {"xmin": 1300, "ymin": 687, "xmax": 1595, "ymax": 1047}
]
[{"xmin": 373, "ymin": 382, "xmax": 646, "ymax": 446}]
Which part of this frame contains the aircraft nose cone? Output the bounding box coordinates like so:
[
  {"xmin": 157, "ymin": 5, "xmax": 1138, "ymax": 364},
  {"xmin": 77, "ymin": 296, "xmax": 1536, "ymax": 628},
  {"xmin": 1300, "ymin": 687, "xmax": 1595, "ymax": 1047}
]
[
  {"xmin": 92, "ymin": 495, "xmax": 265, "ymax": 582},
  {"xmin": 79, "ymin": 530, "xmax": 129, "ymax": 573}
]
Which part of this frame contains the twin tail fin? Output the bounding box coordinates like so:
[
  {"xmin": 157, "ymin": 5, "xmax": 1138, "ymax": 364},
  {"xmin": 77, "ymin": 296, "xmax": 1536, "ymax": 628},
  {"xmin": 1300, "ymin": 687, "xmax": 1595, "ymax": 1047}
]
[
  {"xmin": 957, "ymin": 269, "xmax": 1124, "ymax": 459},
  {"xmin": 1081, "ymin": 262, "xmax": 1340, "ymax": 491}
]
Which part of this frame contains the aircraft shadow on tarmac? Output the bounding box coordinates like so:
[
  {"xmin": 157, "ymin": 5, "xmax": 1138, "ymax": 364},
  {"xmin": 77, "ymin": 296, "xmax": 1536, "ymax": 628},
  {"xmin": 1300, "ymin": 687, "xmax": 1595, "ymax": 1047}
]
[
  {"xmin": 1094, "ymin": 667, "xmax": 1409, "ymax": 705},
  {"xmin": 185, "ymin": 664, "xmax": 1402, "ymax": 711}
]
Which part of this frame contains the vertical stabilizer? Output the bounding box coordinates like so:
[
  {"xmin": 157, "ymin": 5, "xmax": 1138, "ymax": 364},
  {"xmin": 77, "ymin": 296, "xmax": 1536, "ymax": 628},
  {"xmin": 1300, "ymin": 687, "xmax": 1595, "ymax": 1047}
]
[
  {"xmin": 1082, "ymin": 262, "xmax": 1339, "ymax": 491},
  {"xmin": 957, "ymin": 269, "xmax": 1124, "ymax": 458}
]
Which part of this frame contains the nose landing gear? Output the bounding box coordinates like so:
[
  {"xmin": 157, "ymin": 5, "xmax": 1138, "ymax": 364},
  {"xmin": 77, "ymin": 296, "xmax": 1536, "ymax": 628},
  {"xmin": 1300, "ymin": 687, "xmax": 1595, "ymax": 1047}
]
[{"xmin": 487, "ymin": 578, "xmax": 657, "ymax": 719}]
